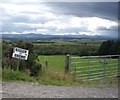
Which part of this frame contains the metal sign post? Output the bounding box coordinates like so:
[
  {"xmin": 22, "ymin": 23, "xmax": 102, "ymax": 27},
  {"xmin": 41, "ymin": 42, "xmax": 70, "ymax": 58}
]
[{"xmin": 17, "ymin": 52, "xmax": 20, "ymax": 71}]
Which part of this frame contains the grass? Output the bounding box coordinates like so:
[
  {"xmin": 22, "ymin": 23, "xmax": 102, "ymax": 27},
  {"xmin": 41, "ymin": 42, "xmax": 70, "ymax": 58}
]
[
  {"xmin": 2, "ymin": 68, "xmax": 36, "ymax": 82},
  {"xmin": 38, "ymin": 55, "xmax": 118, "ymax": 81},
  {"xmin": 2, "ymin": 68, "xmax": 80, "ymax": 86},
  {"xmin": 38, "ymin": 68, "xmax": 79, "ymax": 86},
  {"xmin": 2, "ymin": 55, "xmax": 118, "ymax": 86},
  {"xmin": 34, "ymin": 41, "xmax": 75, "ymax": 45},
  {"xmin": 2, "ymin": 68, "xmax": 118, "ymax": 87},
  {"xmin": 33, "ymin": 41, "xmax": 102, "ymax": 46},
  {"xmin": 38, "ymin": 55, "xmax": 65, "ymax": 72}
]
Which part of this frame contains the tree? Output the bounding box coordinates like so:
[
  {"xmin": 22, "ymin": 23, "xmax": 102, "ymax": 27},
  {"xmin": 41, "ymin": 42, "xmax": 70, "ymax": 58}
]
[
  {"xmin": 98, "ymin": 40, "xmax": 114, "ymax": 55},
  {"xmin": 79, "ymin": 47, "xmax": 89, "ymax": 56},
  {"xmin": 110, "ymin": 41, "xmax": 120, "ymax": 55},
  {"xmin": 2, "ymin": 40, "xmax": 42, "ymax": 77},
  {"xmin": 14, "ymin": 41, "xmax": 42, "ymax": 76}
]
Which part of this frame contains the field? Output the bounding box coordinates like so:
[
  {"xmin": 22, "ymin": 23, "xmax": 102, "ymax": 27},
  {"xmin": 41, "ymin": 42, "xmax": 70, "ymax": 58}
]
[
  {"xmin": 34, "ymin": 41, "xmax": 102, "ymax": 46},
  {"xmin": 38, "ymin": 55, "xmax": 118, "ymax": 80},
  {"xmin": 2, "ymin": 40, "xmax": 119, "ymax": 86},
  {"xmin": 38, "ymin": 55, "xmax": 65, "ymax": 72}
]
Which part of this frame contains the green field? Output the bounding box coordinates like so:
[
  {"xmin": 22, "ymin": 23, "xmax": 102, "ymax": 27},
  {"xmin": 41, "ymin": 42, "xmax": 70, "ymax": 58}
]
[
  {"xmin": 38, "ymin": 55, "xmax": 65, "ymax": 72},
  {"xmin": 38, "ymin": 55, "xmax": 118, "ymax": 80}
]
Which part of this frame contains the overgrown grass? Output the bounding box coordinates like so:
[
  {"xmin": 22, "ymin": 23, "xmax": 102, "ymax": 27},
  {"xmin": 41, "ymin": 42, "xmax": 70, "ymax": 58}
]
[
  {"xmin": 2, "ymin": 68, "xmax": 118, "ymax": 87},
  {"xmin": 38, "ymin": 66, "xmax": 79, "ymax": 86},
  {"xmin": 2, "ymin": 68, "xmax": 36, "ymax": 82},
  {"xmin": 2, "ymin": 68, "xmax": 79, "ymax": 86}
]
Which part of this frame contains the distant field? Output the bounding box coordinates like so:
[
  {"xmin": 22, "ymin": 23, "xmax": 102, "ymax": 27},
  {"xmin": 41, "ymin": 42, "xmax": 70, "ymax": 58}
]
[
  {"xmin": 34, "ymin": 41, "xmax": 101, "ymax": 46},
  {"xmin": 38, "ymin": 55, "xmax": 118, "ymax": 80}
]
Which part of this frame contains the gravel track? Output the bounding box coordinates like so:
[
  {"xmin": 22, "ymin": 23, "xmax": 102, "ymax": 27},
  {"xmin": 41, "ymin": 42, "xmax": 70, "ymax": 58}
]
[{"xmin": 1, "ymin": 82, "xmax": 118, "ymax": 98}]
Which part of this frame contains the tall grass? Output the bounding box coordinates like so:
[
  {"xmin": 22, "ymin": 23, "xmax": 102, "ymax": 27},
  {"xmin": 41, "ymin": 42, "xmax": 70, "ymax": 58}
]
[
  {"xmin": 2, "ymin": 68, "xmax": 36, "ymax": 82},
  {"xmin": 38, "ymin": 66, "xmax": 79, "ymax": 86},
  {"xmin": 2, "ymin": 67, "xmax": 118, "ymax": 87},
  {"xmin": 2, "ymin": 67, "xmax": 79, "ymax": 86}
]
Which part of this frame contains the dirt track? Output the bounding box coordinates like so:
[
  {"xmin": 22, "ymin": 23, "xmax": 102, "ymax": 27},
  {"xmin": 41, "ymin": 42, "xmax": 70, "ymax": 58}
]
[{"xmin": 1, "ymin": 82, "xmax": 118, "ymax": 98}]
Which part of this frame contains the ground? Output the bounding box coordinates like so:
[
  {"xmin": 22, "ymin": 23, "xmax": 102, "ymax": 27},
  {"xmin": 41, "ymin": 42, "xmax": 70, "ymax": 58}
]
[{"xmin": 1, "ymin": 82, "xmax": 118, "ymax": 98}]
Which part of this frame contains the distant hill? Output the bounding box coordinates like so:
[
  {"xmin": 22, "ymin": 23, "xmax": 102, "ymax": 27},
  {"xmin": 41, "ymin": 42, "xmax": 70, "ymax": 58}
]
[{"xmin": 1, "ymin": 33, "xmax": 117, "ymax": 41}]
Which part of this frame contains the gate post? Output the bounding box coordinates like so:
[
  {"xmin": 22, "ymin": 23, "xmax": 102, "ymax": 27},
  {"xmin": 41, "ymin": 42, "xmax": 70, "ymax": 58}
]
[
  {"xmin": 117, "ymin": 55, "xmax": 120, "ymax": 77},
  {"xmin": 65, "ymin": 54, "xmax": 70, "ymax": 73}
]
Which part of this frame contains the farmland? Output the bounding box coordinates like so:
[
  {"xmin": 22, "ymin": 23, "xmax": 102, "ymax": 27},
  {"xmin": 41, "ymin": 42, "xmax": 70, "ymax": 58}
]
[
  {"xmin": 2, "ymin": 40, "xmax": 119, "ymax": 85},
  {"xmin": 38, "ymin": 55, "xmax": 65, "ymax": 72},
  {"xmin": 37, "ymin": 55, "xmax": 119, "ymax": 80}
]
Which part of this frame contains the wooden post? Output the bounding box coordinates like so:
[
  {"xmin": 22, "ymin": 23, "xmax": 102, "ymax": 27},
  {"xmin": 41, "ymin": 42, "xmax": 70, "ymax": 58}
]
[
  {"xmin": 65, "ymin": 54, "xmax": 70, "ymax": 73},
  {"xmin": 45, "ymin": 60, "xmax": 48, "ymax": 68},
  {"xmin": 117, "ymin": 55, "xmax": 120, "ymax": 77},
  {"xmin": 17, "ymin": 58, "xmax": 19, "ymax": 71}
]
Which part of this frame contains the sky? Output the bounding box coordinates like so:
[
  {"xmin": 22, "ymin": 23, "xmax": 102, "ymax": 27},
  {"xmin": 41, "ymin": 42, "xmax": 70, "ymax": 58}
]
[{"xmin": 0, "ymin": 1, "xmax": 118, "ymax": 38}]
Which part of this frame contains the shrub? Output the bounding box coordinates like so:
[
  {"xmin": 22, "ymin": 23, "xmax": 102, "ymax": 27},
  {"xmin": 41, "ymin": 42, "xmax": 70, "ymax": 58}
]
[
  {"xmin": 2, "ymin": 40, "xmax": 43, "ymax": 77},
  {"xmin": 30, "ymin": 63, "xmax": 42, "ymax": 77}
]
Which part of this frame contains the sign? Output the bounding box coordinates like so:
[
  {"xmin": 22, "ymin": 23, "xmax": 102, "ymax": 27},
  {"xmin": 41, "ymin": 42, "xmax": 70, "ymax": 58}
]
[{"xmin": 12, "ymin": 47, "xmax": 29, "ymax": 60}]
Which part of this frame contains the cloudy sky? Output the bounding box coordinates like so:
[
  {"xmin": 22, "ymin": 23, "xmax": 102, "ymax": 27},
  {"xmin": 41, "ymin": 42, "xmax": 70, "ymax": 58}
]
[{"xmin": 0, "ymin": 1, "xmax": 118, "ymax": 38}]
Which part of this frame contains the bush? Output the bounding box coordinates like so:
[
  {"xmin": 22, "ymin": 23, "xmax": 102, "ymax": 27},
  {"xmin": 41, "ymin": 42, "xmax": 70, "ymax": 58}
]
[
  {"xmin": 2, "ymin": 40, "xmax": 42, "ymax": 77},
  {"xmin": 30, "ymin": 63, "xmax": 42, "ymax": 77}
]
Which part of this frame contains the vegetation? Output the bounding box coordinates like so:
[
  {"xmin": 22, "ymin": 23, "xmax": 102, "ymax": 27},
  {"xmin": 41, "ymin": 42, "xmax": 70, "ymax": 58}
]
[
  {"xmin": 38, "ymin": 55, "xmax": 65, "ymax": 72},
  {"xmin": 2, "ymin": 67, "xmax": 118, "ymax": 87},
  {"xmin": 2, "ymin": 40, "xmax": 78, "ymax": 85},
  {"xmin": 2, "ymin": 40, "xmax": 120, "ymax": 86},
  {"xmin": 2, "ymin": 68, "xmax": 35, "ymax": 82},
  {"xmin": 2, "ymin": 40, "xmax": 42, "ymax": 77},
  {"xmin": 34, "ymin": 42, "xmax": 100, "ymax": 56},
  {"xmin": 98, "ymin": 40, "xmax": 120, "ymax": 55}
]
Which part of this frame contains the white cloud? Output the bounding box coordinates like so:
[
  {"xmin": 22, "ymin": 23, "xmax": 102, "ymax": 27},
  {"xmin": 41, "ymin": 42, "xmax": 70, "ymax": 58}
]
[
  {"xmin": 70, "ymin": 17, "xmax": 117, "ymax": 31},
  {"xmin": 0, "ymin": 2, "xmax": 118, "ymax": 38},
  {"xmin": 32, "ymin": 16, "xmax": 117, "ymax": 35}
]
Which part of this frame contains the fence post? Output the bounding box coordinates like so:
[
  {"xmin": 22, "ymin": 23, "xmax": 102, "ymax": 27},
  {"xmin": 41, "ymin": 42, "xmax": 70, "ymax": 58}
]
[
  {"xmin": 117, "ymin": 55, "xmax": 120, "ymax": 77},
  {"xmin": 87, "ymin": 60, "xmax": 90, "ymax": 80},
  {"xmin": 65, "ymin": 54, "xmax": 70, "ymax": 73},
  {"xmin": 45, "ymin": 60, "xmax": 48, "ymax": 68},
  {"xmin": 103, "ymin": 57, "xmax": 107, "ymax": 79}
]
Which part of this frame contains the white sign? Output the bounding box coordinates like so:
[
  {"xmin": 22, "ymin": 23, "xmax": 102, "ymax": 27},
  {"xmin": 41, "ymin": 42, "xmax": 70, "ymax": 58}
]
[{"xmin": 12, "ymin": 47, "xmax": 29, "ymax": 60}]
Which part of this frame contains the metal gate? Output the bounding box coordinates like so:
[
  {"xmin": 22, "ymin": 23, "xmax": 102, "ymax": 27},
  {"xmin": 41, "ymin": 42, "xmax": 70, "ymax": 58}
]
[{"xmin": 70, "ymin": 55, "xmax": 119, "ymax": 80}]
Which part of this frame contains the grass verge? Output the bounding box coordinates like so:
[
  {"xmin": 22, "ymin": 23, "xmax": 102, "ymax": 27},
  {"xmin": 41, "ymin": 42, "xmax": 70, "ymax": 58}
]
[
  {"xmin": 2, "ymin": 68, "xmax": 118, "ymax": 87},
  {"xmin": 2, "ymin": 68, "xmax": 36, "ymax": 82},
  {"xmin": 2, "ymin": 68, "xmax": 79, "ymax": 86}
]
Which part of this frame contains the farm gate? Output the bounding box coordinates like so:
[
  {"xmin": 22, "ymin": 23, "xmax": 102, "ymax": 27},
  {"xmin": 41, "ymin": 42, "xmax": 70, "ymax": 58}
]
[{"xmin": 69, "ymin": 55, "xmax": 119, "ymax": 80}]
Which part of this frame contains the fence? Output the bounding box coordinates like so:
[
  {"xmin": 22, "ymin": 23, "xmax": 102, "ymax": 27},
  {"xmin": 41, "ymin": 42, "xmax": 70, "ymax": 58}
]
[{"xmin": 66, "ymin": 55, "xmax": 119, "ymax": 81}]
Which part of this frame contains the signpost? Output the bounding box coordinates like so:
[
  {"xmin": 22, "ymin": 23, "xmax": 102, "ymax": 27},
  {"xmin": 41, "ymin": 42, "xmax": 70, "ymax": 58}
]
[{"xmin": 12, "ymin": 47, "xmax": 29, "ymax": 71}]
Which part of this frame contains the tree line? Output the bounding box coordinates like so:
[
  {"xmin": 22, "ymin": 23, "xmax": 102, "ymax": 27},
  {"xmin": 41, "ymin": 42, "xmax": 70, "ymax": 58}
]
[
  {"xmin": 34, "ymin": 40, "xmax": 120, "ymax": 56},
  {"xmin": 98, "ymin": 40, "xmax": 120, "ymax": 55},
  {"xmin": 34, "ymin": 43, "xmax": 99, "ymax": 56}
]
